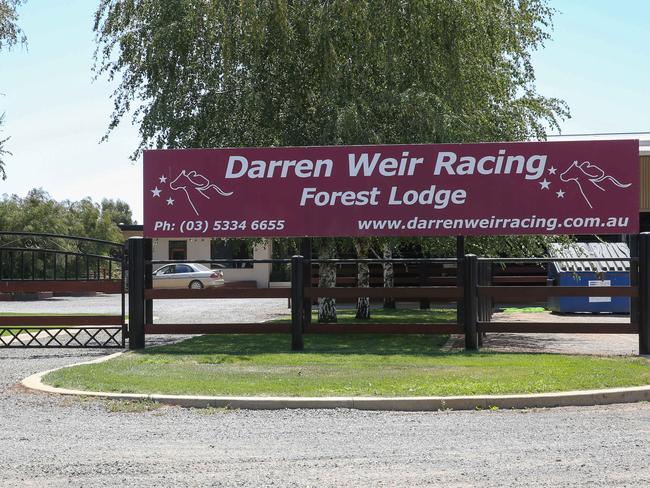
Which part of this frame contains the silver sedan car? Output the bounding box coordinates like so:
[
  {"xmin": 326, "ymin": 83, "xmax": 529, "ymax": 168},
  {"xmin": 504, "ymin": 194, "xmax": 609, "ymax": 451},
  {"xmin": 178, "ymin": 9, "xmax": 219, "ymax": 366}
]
[{"xmin": 152, "ymin": 263, "xmax": 225, "ymax": 289}]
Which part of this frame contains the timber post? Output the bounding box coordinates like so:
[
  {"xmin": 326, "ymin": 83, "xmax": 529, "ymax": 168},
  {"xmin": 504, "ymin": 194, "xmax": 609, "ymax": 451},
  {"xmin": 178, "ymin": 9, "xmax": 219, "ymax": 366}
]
[
  {"xmin": 127, "ymin": 237, "xmax": 146, "ymax": 350},
  {"xmin": 291, "ymin": 255, "xmax": 305, "ymax": 351},
  {"xmin": 300, "ymin": 238, "xmax": 312, "ymax": 331},
  {"xmin": 144, "ymin": 237, "xmax": 153, "ymax": 326},
  {"xmin": 629, "ymin": 234, "xmax": 639, "ymax": 332},
  {"xmin": 463, "ymin": 253, "xmax": 479, "ymax": 351},
  {"xmin": 456, "ymin": 236, "xmax": 466, "ymax": 331},
  {"xmin": 638, "ymin": 233, "xmax": 650, "ymax": 355}
]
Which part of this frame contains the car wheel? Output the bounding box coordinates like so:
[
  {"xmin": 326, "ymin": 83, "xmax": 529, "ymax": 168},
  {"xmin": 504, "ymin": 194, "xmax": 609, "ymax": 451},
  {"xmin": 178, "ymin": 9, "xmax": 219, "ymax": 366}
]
[{"xmin": 189, "ymin": 280, "xmax": 204, "ymax": 290}]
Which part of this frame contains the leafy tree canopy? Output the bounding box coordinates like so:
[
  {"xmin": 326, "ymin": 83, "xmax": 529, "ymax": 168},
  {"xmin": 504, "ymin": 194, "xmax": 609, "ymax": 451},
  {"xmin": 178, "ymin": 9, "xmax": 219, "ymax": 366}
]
[
  {"xmin": 0, "ymin": 0, "xmax": 23, "ymax": 49},
  {"xmin": 101, "ymin": 197, "xmax": 134, "ymax": 226},
  {"xmin": 0, "ymin": 0, "xmax": 25, "ymax": 180},
  {"xmin": 95, "ymin": 0, "xmax": 567, "ymax": 152},
  {"xmin": 0, "ymin": 188, "xmax": 129, "ymax": 242}
]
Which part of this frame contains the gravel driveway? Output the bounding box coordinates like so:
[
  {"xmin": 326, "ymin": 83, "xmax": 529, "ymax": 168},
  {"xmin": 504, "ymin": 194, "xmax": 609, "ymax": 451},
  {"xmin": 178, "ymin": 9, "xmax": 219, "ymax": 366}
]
[
  {"xmin": 2, "ymin": 298, "xmax": 650, "ymax": 486},
  {"xmin": 443, "ymin": 311, "xmax": 640, "ymax": 355},
  {"xmin": 0, "ymin": 294, "xmax": 290, "ymax": 324},
  {"xmin": 0, "ymin": 349, "xmax": 649, "ymax": 486}
]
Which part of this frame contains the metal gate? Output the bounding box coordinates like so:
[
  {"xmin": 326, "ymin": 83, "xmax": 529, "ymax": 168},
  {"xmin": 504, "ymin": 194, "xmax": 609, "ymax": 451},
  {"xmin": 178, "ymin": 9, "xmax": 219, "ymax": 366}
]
[{"xmin": 0, "ymin": 231, "xmax": 126, "ymax": 347}]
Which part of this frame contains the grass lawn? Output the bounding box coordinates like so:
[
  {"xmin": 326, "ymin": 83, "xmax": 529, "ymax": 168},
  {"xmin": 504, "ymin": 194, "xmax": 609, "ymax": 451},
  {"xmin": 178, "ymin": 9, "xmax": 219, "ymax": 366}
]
[
  {"xmin": 501, "ymin": 307, "xmax": 547, "ymax": 313},
  {"xmin": 272, "ymin": 307, "xmax": 457, "ymax": 324},
  {"xmin": 43, "ymin": 333, "xmax": 650, "ymax": 397}
]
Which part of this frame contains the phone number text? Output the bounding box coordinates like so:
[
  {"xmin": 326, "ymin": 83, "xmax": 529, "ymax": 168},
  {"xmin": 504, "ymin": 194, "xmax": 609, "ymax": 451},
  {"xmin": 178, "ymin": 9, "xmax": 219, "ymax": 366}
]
[{"xmin": 152, "ymin": 220, "xmax": 286, "ymax": 234}]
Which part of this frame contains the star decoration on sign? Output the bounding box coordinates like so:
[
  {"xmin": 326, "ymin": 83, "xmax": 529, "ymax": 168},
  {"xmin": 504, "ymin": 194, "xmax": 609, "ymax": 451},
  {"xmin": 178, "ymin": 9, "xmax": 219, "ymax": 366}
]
[
  {"xmin": 151, "ymin": 187, "xmax": 161, "ymax": 197},
  {"xmin": 159, "ymin": 175, "xmax": 168, "ymax": 184},
  {"xmin": 166, "ymin": 197, "xmax": 174, "ymax": 205},
  {"xmin": 532, "ymin": 162, "xmax": 571, "ymax": 202}
]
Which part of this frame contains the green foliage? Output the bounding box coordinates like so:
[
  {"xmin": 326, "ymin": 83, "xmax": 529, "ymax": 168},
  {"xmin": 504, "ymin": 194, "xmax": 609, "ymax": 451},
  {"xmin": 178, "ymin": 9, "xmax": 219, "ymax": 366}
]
[
  {"xmin": 416, "ymin": 234, "xmax": 574, "ymax": 258},
  {"xmin": 311, "ymin": 234, "xmax": 573, "ymax": 260},
  {"xmin": 0, "ymin": 0, "xmax": 25, "ymax": 180},
  {"xmin": 0, "ymin": 188, "xmax": 129, "ymax": 242},
  {"xmin": 95, "ymin": 0, "xmax": 567, "ymax": 152},
  {"xmin": 0, "ymin": 0, "xmax": 24, "ymax": 49},
  {"xmin": 101, "ymin": 198, "xmax": 134, "ymax": 226}
]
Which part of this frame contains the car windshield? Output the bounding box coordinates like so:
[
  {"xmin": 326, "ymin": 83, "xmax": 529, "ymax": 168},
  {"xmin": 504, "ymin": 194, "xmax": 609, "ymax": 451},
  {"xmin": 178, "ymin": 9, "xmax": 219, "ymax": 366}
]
[{"xmin": 193, "ymin": 263, "xmax": 210, "ymax": 271}]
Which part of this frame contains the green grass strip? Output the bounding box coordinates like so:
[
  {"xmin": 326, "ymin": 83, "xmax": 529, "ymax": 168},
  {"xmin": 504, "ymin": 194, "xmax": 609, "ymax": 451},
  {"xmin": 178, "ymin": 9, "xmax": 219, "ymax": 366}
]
[
  {"xmin": 44, "ymin": 333, "xmax": 650, "ymax": 397},
  {"xmin": 501, "ymin": 307, "xmax": 547, "ymax": 313},
  {"xmin": 271, "ymin": 308, "xmax": 457, "ymax": 324}
]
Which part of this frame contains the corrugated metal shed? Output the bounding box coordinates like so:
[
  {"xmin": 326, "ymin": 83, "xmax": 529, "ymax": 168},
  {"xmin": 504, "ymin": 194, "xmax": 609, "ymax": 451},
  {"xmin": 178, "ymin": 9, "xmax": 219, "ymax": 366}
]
[
  {"xmin": 548, "ymin": 242, "xmax": 630, "ymax": 273},
  {"xmin": 641, "ymin": 155, "xmax": 650, "ymax": 211}
]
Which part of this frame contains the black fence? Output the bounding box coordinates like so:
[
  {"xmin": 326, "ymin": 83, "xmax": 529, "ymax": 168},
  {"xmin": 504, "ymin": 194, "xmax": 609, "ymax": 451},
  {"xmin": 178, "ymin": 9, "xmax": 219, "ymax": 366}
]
[
  {"xmin": 0, "ymin": 232, "xmax": 126, "ymax": 348},
  {"xmin": 127, "ymin": 235, "xmax": 650, "ymax": 355},
  {"xmin": 5, "ymin": 232, "xmax": 646, "ymax": 353}
]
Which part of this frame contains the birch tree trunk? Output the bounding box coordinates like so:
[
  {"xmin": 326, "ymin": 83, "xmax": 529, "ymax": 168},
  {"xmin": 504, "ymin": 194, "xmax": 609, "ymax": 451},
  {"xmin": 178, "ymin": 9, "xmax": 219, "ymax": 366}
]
[
  {"xmin": 354, "ymin": 238, "xmax": 371, "ymax": 319},
  {"xmin": 382, "ymin": 243, "xmax": 395, "ymax": 309},
  {"xmin": 317, "ymin": 239, "xmax": 337, "ymax": 323}
]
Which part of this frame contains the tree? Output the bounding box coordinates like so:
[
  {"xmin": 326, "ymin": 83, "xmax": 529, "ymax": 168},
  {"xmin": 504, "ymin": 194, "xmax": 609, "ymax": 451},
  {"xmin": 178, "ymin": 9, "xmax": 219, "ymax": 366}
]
[
  {"xmin": 94, "ymin": 0, "xmax": 569, "ymax": 321},
  {"xmin": 0, "ymin": 0, "xmax": 25, "ymax": 180},
  {"xmin": 315, "ymin": 238, "xmax": 338, "ymax": 323},
  {"xmin": 94, "ymin": 1, "xmax": 566, "ymax": 150},
  {"xmin": 0, "ymin": 188, "xmax": 128, "ymax": 243},
  {"xmin": 382, "ymin": 242, "xmax": 396, "ymax": 309},
  {"xmin": 0, "ymin": 1, "xmax": 23, "ymax": 49},
  {"xmin": 353, "ymin": 237, "xmax": 372, "ymax": 319},
  {"xmin": 101, "ymin": 198, "xmax": 135, "ymax": 225}
]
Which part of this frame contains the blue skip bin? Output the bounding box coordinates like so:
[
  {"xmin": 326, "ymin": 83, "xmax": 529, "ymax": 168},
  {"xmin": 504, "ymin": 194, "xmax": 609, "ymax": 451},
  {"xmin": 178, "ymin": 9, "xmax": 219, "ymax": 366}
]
[{"xmin": 547, "ymin": 242, "xmax": 630, "ymax": 314}]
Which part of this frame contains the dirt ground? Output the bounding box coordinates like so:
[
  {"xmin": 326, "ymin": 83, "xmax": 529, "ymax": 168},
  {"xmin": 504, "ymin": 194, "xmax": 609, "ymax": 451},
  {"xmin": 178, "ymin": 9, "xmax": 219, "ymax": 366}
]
[{"xmin": 448, "ymin": 311, "xmax": 639, "ymax": 355}]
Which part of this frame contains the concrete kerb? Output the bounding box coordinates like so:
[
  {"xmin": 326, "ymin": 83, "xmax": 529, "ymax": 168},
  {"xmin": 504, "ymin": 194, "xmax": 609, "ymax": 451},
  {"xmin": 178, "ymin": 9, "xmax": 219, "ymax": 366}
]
[{"xmin": 21, "ymin": 351, "xmax": 650, "ymax": 411}]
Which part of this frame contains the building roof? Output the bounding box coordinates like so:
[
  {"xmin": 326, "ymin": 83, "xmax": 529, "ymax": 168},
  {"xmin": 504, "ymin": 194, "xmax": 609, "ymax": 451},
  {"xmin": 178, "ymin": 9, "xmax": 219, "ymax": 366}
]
[
  {"xmin": 548, "ymin": 242, "xmax": 630, "ymax": 272},
  {"xmin": 546, "ymin": 132, "xmax": 650, "ymax": 156},
  {"xmin": 117, "ymin": 224, "xmax": 144, "ymax": 231}
]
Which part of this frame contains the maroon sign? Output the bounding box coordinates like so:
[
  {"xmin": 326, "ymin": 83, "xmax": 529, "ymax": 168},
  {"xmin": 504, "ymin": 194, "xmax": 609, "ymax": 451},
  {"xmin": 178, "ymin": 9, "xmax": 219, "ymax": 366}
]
[{"xmin": 144, "ymin": 140, "xmax": 639, "ymax": 238}]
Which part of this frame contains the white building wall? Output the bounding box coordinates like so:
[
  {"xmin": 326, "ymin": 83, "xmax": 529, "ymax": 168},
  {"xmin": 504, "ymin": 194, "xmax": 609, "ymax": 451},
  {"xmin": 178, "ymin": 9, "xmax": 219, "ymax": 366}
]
[
  {"xmin": 220, "ymin": 240, "xmax": 272, "ymax": 288},
  {"xmin": 151, "ymin": 238, "xmax": 271, "ymax": 287},
  {"xmin": 152, "ymin": 239, "xmax": 168, "ymax": 262},
  {"xmin": 187, "ymin": 238, "xmax": 210, "ymax": 261}
]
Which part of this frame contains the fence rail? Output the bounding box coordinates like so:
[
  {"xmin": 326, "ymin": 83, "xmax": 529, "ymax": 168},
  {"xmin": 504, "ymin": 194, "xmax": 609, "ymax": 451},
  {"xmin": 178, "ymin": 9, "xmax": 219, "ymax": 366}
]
[
  {"xmin": 478, "ymin": 322, "xmax": 638, "ymax": 334},
  {"xmin": 479, "ymin": 285, "xmax": 638, "ymax": 300},
  {"xmin": 304, "ymin": 286, "xmax": 461, "ymax": 300},
  {"xmin": 0, "ymin": 280, "xmax": 122, "ymax": 294},
  {"xmin": 0, "ymin": 315, "xmax": 122, "ymax": 326},
  {"xmin": 0, "ymin": 232, "xmax": 124, "ymax": 283},
  {"xmin": 144, "ymin": 288, "xmax": 291, "ymax": 299}
]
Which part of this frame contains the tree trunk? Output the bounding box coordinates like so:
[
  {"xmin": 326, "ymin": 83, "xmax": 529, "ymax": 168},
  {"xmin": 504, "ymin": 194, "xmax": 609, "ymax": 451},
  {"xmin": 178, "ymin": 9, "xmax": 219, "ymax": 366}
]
[
  {"xmin": 382, "ymin": 243, "xmax": 395, "ymax": 309},
  {"xmin": 317, "ymin": 239, "xmax": 337, "ymax": 323},
  {"xmin": 354, "ymin": 238, "xmax": 370, "ymax": 319}
]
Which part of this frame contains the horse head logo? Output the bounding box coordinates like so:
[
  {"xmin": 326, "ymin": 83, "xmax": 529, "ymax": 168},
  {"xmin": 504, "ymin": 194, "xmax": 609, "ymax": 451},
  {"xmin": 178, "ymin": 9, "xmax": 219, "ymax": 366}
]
[
  {"xmin": 559, "ymin": 160, "xmax": 631, "ymax": 209},
  {"xmin": 169, "ymin": 170, "xmax": 233, "ymax": 216}
]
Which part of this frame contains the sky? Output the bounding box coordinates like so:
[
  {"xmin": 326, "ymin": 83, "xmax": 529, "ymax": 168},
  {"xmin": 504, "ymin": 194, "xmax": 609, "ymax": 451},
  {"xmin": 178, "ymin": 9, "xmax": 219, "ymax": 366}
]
[{"xmin": 1, "ymin": 0, "xmax": 649, "ymax": 224}]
